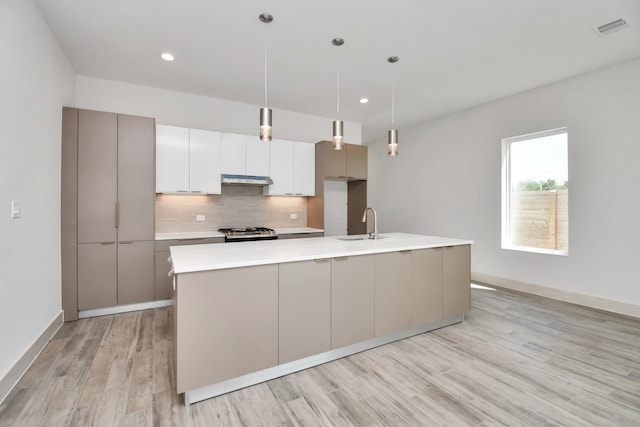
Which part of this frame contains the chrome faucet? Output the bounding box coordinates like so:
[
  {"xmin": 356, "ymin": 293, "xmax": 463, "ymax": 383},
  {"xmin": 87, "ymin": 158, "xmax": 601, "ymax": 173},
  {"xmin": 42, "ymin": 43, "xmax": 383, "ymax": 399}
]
[{"xmin": 362, "ymin": 207, "xmax": 378, "ymax": 240}]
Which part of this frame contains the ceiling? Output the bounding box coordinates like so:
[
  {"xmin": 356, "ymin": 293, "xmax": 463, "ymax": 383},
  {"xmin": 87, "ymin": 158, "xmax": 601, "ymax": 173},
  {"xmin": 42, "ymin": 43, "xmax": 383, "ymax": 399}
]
[{"xmin": 35, "ymin": 0, "xmax": 640, "ymax": 142}]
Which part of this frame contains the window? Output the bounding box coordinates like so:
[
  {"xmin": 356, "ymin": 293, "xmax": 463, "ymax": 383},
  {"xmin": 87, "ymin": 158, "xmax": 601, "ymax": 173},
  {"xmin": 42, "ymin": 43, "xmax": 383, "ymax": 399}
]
[{"xmin": 502, "ymin": 128, "xmax": 568, "ymax": 255}]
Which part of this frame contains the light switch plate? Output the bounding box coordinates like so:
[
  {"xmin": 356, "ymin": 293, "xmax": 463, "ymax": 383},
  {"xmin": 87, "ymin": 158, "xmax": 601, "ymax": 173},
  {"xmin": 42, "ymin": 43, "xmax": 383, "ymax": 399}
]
[
  {"xmin": 196, "ymin": 214, "xmax": 205, "ymax": 222},
  {"xmin": 11, "ymin": 200, "xmax": 20, "ymax": 219},
  {"xmin": 290, "ymin": 213, "xmax": 298, "ymax": 220}
]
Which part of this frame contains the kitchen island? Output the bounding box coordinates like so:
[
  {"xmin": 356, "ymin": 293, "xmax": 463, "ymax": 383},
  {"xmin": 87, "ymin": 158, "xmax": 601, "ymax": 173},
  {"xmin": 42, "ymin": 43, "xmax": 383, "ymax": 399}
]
[{"xmin": 170, "ymin": 233, "xmax": 472, "ymax": 405}]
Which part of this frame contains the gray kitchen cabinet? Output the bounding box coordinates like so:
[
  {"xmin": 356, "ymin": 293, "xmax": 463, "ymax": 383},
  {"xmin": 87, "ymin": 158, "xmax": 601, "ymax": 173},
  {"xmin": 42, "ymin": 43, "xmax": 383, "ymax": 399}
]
[
  {"xmin": 78, "ymin": 243, "xmax": 117, "ymax": 310},
  {"xmin": 321, "ymin": 140, "xmax": 347, "ymax": 179},
  {"xmin": 174, "ymin": 264, "xmax": 278, "ymax": 393},
  {"xmin": 118, "ymin": 241, "xmax": 155, "ymax": 304},
  {"xmin": 346, "ymin": 143, "xmax": 367, "ymax": 180},
  {"xmin": 374, "ymin": 251, "xmax": 412, "ymax": 337},
  {"xmin": 443, "ymin": 244, "xmax": 471, "ymax": 318},
  {"xmin": 77, "ymin": 109, "xmax": 118, "ymax": 244},
  {"xmin": 155, "ymin": 238, "xmax": 224, "ymax": 300},
  {"xmin": 62, "ymin": 107, "xmax": 155, "ymax": 318},
  {"xmin": 411, "ymin": 248, "xmax": 444, "ymax": 326},
  {"xmin": 279, "ymin": 259, "xmax": 331, "ymax": 363},
  {"xmin": 331, "ymin": 254, "xmax": 375, "ymax": 349}
]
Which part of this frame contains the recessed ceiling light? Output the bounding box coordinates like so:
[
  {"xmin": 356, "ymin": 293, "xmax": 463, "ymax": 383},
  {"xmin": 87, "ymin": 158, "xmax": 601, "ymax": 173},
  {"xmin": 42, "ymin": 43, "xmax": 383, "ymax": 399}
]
[
  {"xmin": 359, "ymin": 98, "xmax": 369, "ymax": 104},
  {"xmin": 160, "ymin": 52, "xmax": 175, "ymax": 62}
]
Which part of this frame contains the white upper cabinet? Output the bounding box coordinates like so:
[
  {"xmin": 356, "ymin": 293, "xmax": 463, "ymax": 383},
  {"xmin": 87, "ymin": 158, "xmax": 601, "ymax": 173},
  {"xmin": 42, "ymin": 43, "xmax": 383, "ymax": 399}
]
[
  {"xmin": 221, "ymin": 133, "xmax": 270, "ymax": 176},
  {"xmin": 156, "ymin": 125, "xmax": 222, "ymax": 194},
  {"xmin": 189, "ymin": 129, "xmax": 222, "ymax": 194},
  {"xmin": 156, "ymin": 125, "xmax": 189, "ymax": 193},
  {"xmin": 293, "ymin": 142, "xmax": 315, "ymax": 195},
  {"xmin": 220, "ymin": 133, "xmax": 246, "ymax": 175},
  {"xmin": 265, "ymin": 139, "xmax": 294, "ymax": 195},
  {"xmin": 264, "ymin": 140, "xmax": 315, "ymax": 196},
  {"xmin": 246, "ymin": 135, "xmax": 270, "ymax": 176}
]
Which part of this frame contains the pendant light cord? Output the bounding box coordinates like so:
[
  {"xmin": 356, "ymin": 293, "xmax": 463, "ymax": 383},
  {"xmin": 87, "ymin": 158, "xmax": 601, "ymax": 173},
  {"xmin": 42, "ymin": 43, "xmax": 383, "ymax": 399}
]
[
  {"xmin": 336, "ymin": 52, "xmax": 340, "ymax": 119},
  {"xmin": 391, "ymin": 75, "xmax": 395, "ymax": 127},
  {"xmin": 264, "ymin": 26, "xmax": 268, "ymax": 108}
]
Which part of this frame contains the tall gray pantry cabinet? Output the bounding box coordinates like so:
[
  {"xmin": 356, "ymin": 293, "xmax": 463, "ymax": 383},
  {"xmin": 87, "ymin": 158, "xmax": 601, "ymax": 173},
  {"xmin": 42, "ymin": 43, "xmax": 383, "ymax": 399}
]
[{"xmin": 61, "ymin": 107, "xmax": 155, "ymax": 321}]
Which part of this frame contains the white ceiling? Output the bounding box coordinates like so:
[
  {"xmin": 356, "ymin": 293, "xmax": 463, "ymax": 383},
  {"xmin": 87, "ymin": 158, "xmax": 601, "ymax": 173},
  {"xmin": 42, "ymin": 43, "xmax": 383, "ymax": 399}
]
[{"xmin": 35, "ymin": 0, "xmax": 640, "ymax": 142}]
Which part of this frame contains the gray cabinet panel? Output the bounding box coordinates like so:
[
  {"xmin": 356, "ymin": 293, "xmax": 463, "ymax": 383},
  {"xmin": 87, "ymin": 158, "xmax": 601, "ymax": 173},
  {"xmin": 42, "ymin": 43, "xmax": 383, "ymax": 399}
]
[
  {"xmin": 117, "ymin": 114, "xmax": 155, "ymax": 241},
  {"xmin": 443, "ymin": 245, "xmax": 471, "ymax": 317},
  {"xmin": 331, "ymin": 254, "xmax": 374, "ymax": 349},
  {"xmin": 118, "ymin": 241, "xmax": 155, "ymax": 305},
  {"xmin": 77, "ymin": 110, "xmax": 117, "ymax": 243},
  {"xmin": 78, "ymin": 243, "xmax": 117, "ymax": 310},
  {"xmin": 411, "ymin": 248, "xmax": 443, "ymax": 326},
  {"xmin": 374, "ymin": 251, "xmax": 412, "ymax": 336},
  {"xmin": 279, "ymin": 260, "xmax": 331, "ymax": 363},
  {"xmin": 346, "ymin": 144, "xmax": 367, "ymax": 180}
]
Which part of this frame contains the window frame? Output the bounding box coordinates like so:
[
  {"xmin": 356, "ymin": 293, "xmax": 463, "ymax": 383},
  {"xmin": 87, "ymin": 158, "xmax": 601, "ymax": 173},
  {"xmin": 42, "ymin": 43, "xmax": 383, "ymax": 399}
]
[{"xmin": 501, "ymin": 127, "xmax": 569, "ymax": 256}]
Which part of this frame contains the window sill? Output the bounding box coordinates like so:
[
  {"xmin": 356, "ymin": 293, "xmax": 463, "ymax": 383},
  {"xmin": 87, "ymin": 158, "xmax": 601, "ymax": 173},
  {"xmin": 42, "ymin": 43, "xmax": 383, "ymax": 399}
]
[{"xmin": 501, "ymin": 245, "xmax": 568, "ymax": 257}]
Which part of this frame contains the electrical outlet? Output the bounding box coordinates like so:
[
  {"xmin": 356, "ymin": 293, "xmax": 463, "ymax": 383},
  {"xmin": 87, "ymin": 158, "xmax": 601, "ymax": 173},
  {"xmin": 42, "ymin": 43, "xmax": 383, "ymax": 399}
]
[
  {"xmin": 290, "ymin": 213, "xmax": 298, "ymax": 220},
  {"xmin": 196, "ymin": 214, "xmax": 205, "ymax": 222},
  {"xmin": 11, "ymin": 200, "xmax": 20, "ymax": 219}
]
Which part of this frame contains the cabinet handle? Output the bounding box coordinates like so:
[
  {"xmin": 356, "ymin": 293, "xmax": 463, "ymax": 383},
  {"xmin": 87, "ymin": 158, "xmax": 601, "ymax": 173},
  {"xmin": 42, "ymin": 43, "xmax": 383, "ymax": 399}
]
[
  {"xmin": 314, "ymin": 258, "xmax": 329, "ymax": 263},
  {"xmin": 100, "ymin": 242, "xmax": 116, "ymax": 245},
  {"xmin": 115, "ymin": 201, "xmax": 119, "ymax": 229},
  {"xmin": 399, "ymin": 250, "xmax": 411, "ymax": 254},
  {"xmin": 334, "ymin": 256, "xmax": 349, "ymax": 261},
  {"xmin": 176, "ymin": 190, "xmax": 188, "ymax": 193},
  {"xmin": 119, "ymin": 241, "xmax": 133, "ymax": 245}
]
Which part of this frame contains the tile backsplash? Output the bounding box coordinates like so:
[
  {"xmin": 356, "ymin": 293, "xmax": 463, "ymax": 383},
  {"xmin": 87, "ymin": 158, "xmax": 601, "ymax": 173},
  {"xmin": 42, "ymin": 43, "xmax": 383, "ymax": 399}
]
[{"xmin": 155, "ymin": 186, "xmax": 308, "ymax": 233}]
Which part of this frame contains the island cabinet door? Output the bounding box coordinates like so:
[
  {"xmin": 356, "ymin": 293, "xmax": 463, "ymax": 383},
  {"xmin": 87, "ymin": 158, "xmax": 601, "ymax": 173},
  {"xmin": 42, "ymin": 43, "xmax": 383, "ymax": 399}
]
[
  {"xmin": 374, "ymin": 251, "xmax": 412, "ymax": 337},
  {"xmin": 443, "ymin": 245, "xmax": 471, "ymax": 318},
  {"xmin": 331, "ymin": 254, "xmax": 375, "ymax": 349},
  {"xmin": 175, "ymin": 265, "xmax": 279, "ymax": 393},
  {"xmin": 278, "ymin": 259, "xmax": 331, "ymax": 363},
  {"xmin": 411, "ymin": 248, "xmax": 443, "ymax": 326}
]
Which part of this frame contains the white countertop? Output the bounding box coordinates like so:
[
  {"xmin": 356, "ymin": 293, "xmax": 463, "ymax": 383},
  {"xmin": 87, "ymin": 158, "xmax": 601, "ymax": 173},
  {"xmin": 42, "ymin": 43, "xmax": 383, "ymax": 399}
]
[
  {"xmin": 170, "ymin": 233, "xmax": 472, "ymax": 274},
  {"xmin": 156, "ymin": 227, "xmax": 323, "ymax": 241}
]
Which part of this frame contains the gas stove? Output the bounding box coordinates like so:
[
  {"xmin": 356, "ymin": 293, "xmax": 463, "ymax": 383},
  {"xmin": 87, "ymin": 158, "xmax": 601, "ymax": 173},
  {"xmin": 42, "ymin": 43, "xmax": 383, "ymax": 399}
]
[{"xmin": 218, "ymin": 226, "xmax": 278, "ymax": 242}]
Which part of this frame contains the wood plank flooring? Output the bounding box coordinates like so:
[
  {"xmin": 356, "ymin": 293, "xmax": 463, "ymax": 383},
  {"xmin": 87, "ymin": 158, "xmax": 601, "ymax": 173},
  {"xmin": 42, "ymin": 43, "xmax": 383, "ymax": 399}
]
[{"xmin": 1, "ymin": 286, "xmax": 639, "ymax": 426}]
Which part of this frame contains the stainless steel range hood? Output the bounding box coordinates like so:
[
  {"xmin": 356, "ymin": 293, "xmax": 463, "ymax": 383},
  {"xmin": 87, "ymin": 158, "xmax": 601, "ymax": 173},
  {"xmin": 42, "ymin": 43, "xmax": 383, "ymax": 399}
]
[{"xmin": 221, "ymin": 174, "xmax": 273, "ymax": 186}]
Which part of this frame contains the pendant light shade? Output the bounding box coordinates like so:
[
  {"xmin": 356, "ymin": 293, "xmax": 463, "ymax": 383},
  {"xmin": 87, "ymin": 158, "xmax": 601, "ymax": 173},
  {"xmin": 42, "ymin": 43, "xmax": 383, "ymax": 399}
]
[
  {"xmin": 332, "ymin": 38, "xmax": 345, "ymax": 150},
  {"xmin": 259, "ymin": 107, "xmax": 272, "ymax": 142},
  {"xmin": 387, "ymin": 56, "xmax": 399, "ymax": 156},
  {"xmin": 259, "ymin": 13, "xmax": 273, "ymax": 142},
  {"xmin": 388, "ymin": 129, "xmax": 398, "ymax": 156}
]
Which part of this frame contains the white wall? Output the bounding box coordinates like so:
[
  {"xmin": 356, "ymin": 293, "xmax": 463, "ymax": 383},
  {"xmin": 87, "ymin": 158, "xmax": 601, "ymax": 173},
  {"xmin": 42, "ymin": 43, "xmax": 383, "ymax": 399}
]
[
  {"xmin": 75, "ymin": 76, "xmax": 362, "ymax": 145},
  {"xmin": 367, "ymin": 58, "xmax": 640, "ymax": 311},
  {"xmin": 0, "ymin": 0, "xmax": 75, "ymax": 380}
]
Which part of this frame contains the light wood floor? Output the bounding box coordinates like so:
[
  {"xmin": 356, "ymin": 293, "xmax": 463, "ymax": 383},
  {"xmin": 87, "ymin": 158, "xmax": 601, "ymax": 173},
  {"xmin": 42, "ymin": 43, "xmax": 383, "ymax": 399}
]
[{"xmin": 1, "ymin": 286, "xmax": 639, "ymax": 426}]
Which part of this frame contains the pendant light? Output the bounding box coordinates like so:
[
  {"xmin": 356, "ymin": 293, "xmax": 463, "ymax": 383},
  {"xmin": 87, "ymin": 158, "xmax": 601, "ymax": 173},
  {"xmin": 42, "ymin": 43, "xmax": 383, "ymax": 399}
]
[
  {"xmin": 259, "ymin": 13, "xmax": 273, "ymax": 142},
  {"xmin": 332, "ymin": 38, "xmax": 345, "ymax": 150},
  {"xmin": 387, "ymin": 56, "xmax": 399, "ymax": 156}
]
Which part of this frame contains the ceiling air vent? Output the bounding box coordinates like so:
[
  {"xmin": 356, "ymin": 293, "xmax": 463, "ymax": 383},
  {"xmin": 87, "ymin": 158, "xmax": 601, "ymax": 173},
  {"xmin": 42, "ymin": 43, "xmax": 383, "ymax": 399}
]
[{"xmin": 594, "ymin": 18, "xmax": 629, "ymax": 36}]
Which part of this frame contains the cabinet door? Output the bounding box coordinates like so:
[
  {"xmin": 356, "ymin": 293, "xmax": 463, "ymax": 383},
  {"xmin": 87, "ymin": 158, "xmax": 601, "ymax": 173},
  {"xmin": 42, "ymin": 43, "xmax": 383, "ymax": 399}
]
[
  {"xmin": 245, "ymin": 135, "xmax": 270, "ymax": 176},
  {"xmin": 220, "ymin": 133, "xmax": 246, "ymax": 175},
  {"xmin": 264, "ymin": 139, "xmax": 294, "ymax": 195},
  {"xmin": 411, "ymin": 248, "xmax": 443, "ymax": 326},
  {"xmin": 118, "ymin": 114, "xmax": 155, "ymax": 241},
  {"xmin": 155, "ymin": 249, "xmax": 172, "ymax": 300},
  {"xmin": 279, "ymin": 259, "xmax": 331, "ymax": 363},
  {"xmin": 175, "ymin": 265, "xmax": 278, "ymax": 392},
  {"xmin": 78, "ymin": 243, "xmax": 117, "ymax": 310},
  {"xmin": 443, "ymin": 245, "xmax": 471, "ymax": 317},
  {"xmin": 77, "ymin": 110, "xmax": 117, "ymax": 243},
  {"xmin": 374, "ymin": 251, "xmax": 412, "ymax": 336},
  {"xmin": 293, "ymin": 142, "xmax": 315, "ymax": 195},
  {"xmin": 189, "ymin": 129, "xmax": 222, "ymax": 194},
  {"xmin": 331, "ymin": 254, "xmax": 374, "ymax": 349},
  {"xmin": 323, "ymin": 140, "xmax": 347, "ymax": 178},
  {"xmin": 346, "ymin": 144, "xmax": 367, "ymax": 180},
  {"xmin": 156, "ymin": 125, "xmax": 189, "ymax": 193},
  {"xmin": 118, "ymin": 240, "xmax": 154, "ymax": 305}
]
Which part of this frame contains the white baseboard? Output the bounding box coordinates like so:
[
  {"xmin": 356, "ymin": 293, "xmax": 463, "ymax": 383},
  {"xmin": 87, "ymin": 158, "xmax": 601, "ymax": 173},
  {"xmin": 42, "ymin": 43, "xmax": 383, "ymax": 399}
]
[
  {"xmin": 472, "ymin": 272, "xmax": 640, "ymax": 319},
  {"xmin": 0, "ymin": 311, "xmax": 63, "ymax": 404}
]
